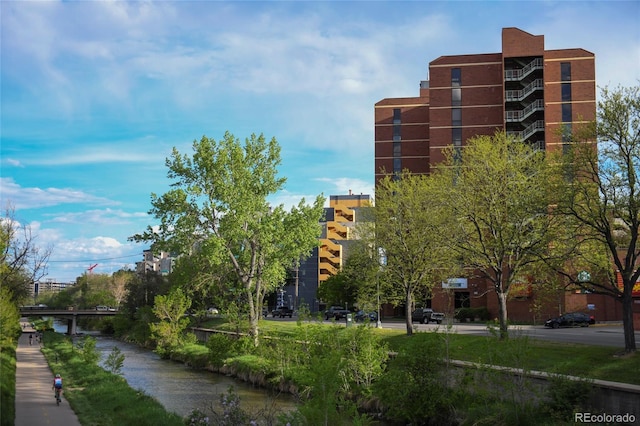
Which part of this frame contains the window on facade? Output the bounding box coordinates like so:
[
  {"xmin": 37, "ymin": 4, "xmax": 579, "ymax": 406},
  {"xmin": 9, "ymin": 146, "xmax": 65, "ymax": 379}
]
[
  {"xmin": 393, "ymin": 108, "xmax": 401, "ymax": 124},
  {"xmin": 451, "ymin": 68, "xmax": 461, "ymax": 86},
  {"xmin": 393, "ymin": 124, "xmax": 401, "ymax": 137},
  {"xmin": 452, "ymin": 108, "xmax": 462, "ymax": 126},
  {"xmin": 452, "ymin": 128, "xmax": 462, "ymax": 146},
  {"xmin": 393, "ymin": 158, "xmax": 402, "ymax": 173},
  {"xmin": 562, "ymin": 103, "xmax": 572, "ymax": 123},
  {"xmin": 561, "ymin": 62, "xmax": 571, "ymax": 81},
  {"xmin": 452, "ymin": 87, "xmax": 461, "ymax": 106},
  {"xmin": 393, "ymin": 142, "xmax": 401, "ymax": 156},
  {"xmin": 561, "ymin": 83, "xmax": 572, "ymax": 102}
]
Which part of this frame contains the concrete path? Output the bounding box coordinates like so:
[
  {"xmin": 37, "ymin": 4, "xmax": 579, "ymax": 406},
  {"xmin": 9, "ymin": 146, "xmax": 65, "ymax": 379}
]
[{"xmin": 15, "ymin": 319, "xmax": 82, "ymax": 426}]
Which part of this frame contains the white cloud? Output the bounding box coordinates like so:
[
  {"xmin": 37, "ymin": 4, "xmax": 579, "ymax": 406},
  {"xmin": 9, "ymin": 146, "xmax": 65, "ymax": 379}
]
[
  {"xmin": 49, "ymin": 208, "xmax": 149, "ymax": 226},
  {"xmin": 0, "ymin": 177, "xmax": 117, "ymax": 210}
]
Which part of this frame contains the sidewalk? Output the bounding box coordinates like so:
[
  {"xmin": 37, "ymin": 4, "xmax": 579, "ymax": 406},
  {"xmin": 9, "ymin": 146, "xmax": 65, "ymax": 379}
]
[{"xmin": 15, "ymin": 319, "xmax": 82, "ymax": 426}]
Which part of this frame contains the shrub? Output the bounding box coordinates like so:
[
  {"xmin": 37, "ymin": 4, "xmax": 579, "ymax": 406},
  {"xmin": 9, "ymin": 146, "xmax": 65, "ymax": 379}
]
[
  {"xmin": 206, "ymin": 333, "xmax": 234, "ymax": 367},
  {"xmin": 373, "ymin": 336, "xmax": 454, "ymax": 425},
  {"xmin": 543, "ymin": 374, "xmax": 594, "ymax": 422}
]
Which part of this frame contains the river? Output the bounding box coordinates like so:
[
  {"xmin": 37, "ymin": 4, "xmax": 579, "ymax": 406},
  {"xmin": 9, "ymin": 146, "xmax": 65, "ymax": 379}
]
[{"xmin": 51, "ymin": 320, "xmax": 298, "ymax": 418}]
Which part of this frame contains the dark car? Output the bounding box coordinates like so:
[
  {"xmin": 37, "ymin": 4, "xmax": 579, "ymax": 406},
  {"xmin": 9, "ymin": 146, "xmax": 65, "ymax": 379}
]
[
  {"xmin": 271, "ymin": 306, "xmax": 293, "ymax": 318},
  {"xmin": 354, "ymin": 310, "xmax": 378, "ymax": 323},
  {"xmin": 544, "ymin": 312, "xmax": 595, "ymax": 329}
]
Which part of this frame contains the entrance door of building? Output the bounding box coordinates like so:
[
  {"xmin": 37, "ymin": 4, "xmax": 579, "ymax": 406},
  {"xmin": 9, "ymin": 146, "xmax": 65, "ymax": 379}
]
[{"xmin": 454, "ymin": 292, "xmax": 471, "ymax": 309}]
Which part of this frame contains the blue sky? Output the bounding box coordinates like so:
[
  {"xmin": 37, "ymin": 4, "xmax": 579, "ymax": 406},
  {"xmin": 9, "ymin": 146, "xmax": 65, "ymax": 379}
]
[{"xmin": 1, "ymin": 1, "xmax": 639, "ymax": 283}]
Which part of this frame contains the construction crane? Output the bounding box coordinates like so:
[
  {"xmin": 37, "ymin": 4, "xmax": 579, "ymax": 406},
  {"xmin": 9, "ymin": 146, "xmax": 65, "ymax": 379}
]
[{"xmin": 87, "ymin": 264, "xmax": 98, "ymax": 274}]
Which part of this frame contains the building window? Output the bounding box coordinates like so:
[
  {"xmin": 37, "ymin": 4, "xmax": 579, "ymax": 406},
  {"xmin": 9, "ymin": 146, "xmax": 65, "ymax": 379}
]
[
  {"xmin": 393, "ymin": 108, "xmax": 401, "ymax": 124},
  {"xmin": 561, "ymin": 62, "xmax": 571, "ymax": 81},
  {"xmin": 452, "ymin": 108, "xmax": 462, "ymax": 126},
  {"xmin": 452, "ymin": 128, "xmax": 462, "ymax": 146},
  {"xmin": 562, "ymin": 103, "xmax": 572, "ymax": 123},
  {"xmin": 393, "ymin": 124, "xmax": 401, "ymax": 138},
  {"xmin": 393, "ymin": 142, "xmax": 401, "ymax": 156},
  {"xmin": 393, "ymin": 157, "xmax": 402, "ymax": 173},
  {"xmin": 451, "ymin": 68, "xmax": 461, "ymax": 86},
  {"xmin": 452, "ymin": 87, "xmax": 461, "ymax": 106},
  {"xmin": 561, "ymin": 83, "xmax": 571, "ymax": 102}
]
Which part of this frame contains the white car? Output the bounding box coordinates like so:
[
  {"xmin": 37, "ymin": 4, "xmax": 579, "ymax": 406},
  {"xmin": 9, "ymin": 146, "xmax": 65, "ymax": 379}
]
[{"xmin": 207, "ymin": 307, "xmax": 219, "ymax": 315}]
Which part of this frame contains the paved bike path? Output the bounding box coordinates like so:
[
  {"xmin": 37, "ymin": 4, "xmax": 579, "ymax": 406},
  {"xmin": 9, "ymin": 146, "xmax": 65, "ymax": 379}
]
[{"xmin": 15, "ymin": 320, "xmax": 82, "ymax": 426}]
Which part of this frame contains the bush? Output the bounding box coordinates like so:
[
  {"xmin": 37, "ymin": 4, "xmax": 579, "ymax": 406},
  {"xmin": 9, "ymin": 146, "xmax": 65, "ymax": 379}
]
[
  {"xmin": 373, "ymin": 336, "xmax": 454, "ymax": 425},
  {"xmin": 543, "ymin": 375, "xmax": 594, "ymax": 422},
  {"xmin": 455, "ymin": 307, "xmax": 490, "ymax": 322},
  {"xmin": 206, "ymin": 333, "xmax": 234, "ymax": 367}
]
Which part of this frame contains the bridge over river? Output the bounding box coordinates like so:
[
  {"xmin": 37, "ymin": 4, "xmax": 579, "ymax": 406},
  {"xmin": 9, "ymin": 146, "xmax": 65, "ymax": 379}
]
[{"xmin": 19, "ymin": 308, "xmax": 116, "ymax": 335}]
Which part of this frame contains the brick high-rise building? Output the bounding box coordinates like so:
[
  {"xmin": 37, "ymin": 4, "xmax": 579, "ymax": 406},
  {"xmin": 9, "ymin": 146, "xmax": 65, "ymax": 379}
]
[
  {"xmin": 374, "ymin": 28, "xmax": 609, "ymax": 323},
  {"xmin": 375, "ymin": 27, "xmax": 596, "ymax": 183}
]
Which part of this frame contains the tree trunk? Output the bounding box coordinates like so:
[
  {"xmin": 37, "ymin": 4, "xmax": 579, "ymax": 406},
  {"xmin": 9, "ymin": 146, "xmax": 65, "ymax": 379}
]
[
  {"xmin": 497, "ymin": 291, "xmax": 509, "ymax": 340},
  {"xmin": 244, "ymin": 281, "xmax": 260, "ymax": 347},
  {"xmin": 405, "ymin": 287, "xmax": 413, "ymax": 336},
  {"xmin": 621, "ymin": 282, "xmax": 637, "ymax": 353}
]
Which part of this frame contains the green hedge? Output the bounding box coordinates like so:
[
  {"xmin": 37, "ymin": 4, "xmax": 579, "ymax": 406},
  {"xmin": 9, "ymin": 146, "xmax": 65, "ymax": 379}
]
[{"xmin": 455, "ymin": 307, "xmax": 491, "ymax": 322}]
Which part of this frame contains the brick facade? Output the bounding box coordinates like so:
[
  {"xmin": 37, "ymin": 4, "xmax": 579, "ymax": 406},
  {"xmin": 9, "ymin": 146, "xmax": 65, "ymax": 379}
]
[{"xmin": 373, "ymin": 27, "xmax": 621, "ymax": 324}]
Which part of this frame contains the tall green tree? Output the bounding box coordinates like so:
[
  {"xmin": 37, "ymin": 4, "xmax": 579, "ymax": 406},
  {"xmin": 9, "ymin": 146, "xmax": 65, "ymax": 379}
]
[
  {"xmin": 374, "ymin": 171, "xmax": 453, "ymax": 335},
  {"xmin": 150, "ymin": 287, "xmax": 192, "ymax": 357},
  {"xmin": 558, "ymin": 84, "xmax": 639, "ymax": 352},
  {"xmin": 131, "ymin": 132, "xmax": 325, "ymax": 345},
  {"xmin": 435, "ymin": 131, "xmax": 562, "ymax": 339}
]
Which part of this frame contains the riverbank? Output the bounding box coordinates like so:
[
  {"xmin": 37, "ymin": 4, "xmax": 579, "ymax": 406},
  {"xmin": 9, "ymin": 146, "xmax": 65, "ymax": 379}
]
[
  {"xmin": 15, "ymin": 320, "xmax": 81, "ymax": 426},
  {"xmin": 38, "ymin": 330, "xmax": 184, "ymax": 426}
]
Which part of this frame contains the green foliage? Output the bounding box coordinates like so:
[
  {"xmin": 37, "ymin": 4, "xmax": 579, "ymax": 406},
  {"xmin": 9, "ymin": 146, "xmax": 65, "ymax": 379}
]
[
  {"xmin": 455, "ymin": 307, "xmax": 490, "ymax": 322},
  {"xmin": 374, "ymin": 171, "xmax": 458, "ymax": 335},
  {"xmin": 206, "ymin": 333, "xmax": 234, "ymax": 367},
  {"xmin": 186, "ymin": 386, "xmax": 291, "ymax": 426},
  {"xmin": 558, "ymin": 84, "xmax": 640, "ymax": 352},
  {"xmin": 0, "ymin": 206, "xmax": 51, "ymax": 304},
  {"xmin": 150, "ymin": 287, "xmax": 192, "ymax": 357},
  {"xmin": 0, "ymin": 287, "xmax": 19, "ymax": 426},
  {"xmin": 435, "ymin": 130, "xmax": 562, "ymax": 339},
  {"xmin": 130, "ymin": 131, "xmax": 325, "ymax": 345},
  {"xmin": 543, "ymin": 374, "xmax": 594, "ymax": 422},
  {"xmin": 104, "ymin": 346, "xmax": 125, "ymax": 375},
  {"xmin": 374, "ymin": 336, "xmax": 454, "ymax": 424},
  {"xmin": 41, "ymin": 331, "xmax": 183, "ymax": 425},
  {"xmin": 0, "ymin": 287, "xmax": 21, "ymax": 346},
  {"xmin": 76, "ymin": 336, "xmax": 100, "ymax": 365}
]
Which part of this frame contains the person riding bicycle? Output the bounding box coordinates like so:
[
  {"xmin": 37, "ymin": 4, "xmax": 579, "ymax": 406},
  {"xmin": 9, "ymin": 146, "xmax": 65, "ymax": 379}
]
[{"xmin": 52, "ymin": 374, "xmax": 63, "ymax": 400}]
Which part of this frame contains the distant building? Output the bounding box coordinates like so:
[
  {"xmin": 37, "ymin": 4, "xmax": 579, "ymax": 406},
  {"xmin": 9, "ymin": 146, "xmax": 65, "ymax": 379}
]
[
  {"xmin": 375, "ymin": 27, "xmax": 595, "ymax": 183},
  {"xmin": 374, "ymin": 27, "xmax": 608, "ymax": 323},
  {"xmin": 33, "ymin": 279, "xmax": 76, "ymax": 296},
  {"xmin": 270, "ymin": 191, "xmax": 372, "ymax": 313},
  {"xmin": 136, "ymin": 250, "xmax": 175, "ymax": 276}
]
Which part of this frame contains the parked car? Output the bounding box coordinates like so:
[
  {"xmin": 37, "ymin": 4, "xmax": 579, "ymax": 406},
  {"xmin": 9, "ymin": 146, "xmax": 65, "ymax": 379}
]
[
  {"xmin": 207, "ymin": 307, "xmax": 219, "ymax": 316},
  {"xmin": 354, "ymin": 310, "xmax": 378, "ymax": 323},
  {"xmin": 271, "ymin": 306, "xmax": 294, "ymax": 318},
  {"xmin": 324, "ymin": 306, "xmax": 350, "ymax": 320},
  {"xmin": 411, "ymin": 308, "xmax": 444, "ymax": 324},
  {"xmin": 544, "ymin": 312, "xmax": 595, "ymax": 328},
  {"xmin": 95, "ymin": 305, "xmax": 109, "ymax": 311}
]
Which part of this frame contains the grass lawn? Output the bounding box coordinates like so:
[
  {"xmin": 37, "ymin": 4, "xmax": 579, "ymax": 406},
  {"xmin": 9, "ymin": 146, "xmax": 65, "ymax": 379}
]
[{"xmin": 196, "ymin": 317, "xmax": 640, "ymax": 385}]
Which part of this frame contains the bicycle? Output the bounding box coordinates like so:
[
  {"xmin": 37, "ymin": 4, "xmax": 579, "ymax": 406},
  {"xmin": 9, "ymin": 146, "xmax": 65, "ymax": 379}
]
[{"xmin": 54, "ymin": 387, "xmax": 61, "ymax": 406}]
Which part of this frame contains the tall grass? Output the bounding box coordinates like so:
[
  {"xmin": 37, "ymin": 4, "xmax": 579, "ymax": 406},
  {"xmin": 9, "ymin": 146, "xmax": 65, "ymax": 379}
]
[{"xmin": 41, "ymin": 331, "xmax": 184, "ymax": 426}]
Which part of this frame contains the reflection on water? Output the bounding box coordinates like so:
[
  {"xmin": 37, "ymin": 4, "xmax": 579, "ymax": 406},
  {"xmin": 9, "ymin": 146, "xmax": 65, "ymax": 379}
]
[{"xmin": 52, "ymin": 320, "xmax": 297, "ymax": 417}]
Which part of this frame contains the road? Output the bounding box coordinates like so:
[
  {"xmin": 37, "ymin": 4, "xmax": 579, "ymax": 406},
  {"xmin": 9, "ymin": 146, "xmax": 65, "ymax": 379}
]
[{"xmin": 266, "ymin": 316, "xmax": 637, "ymax": 348}]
